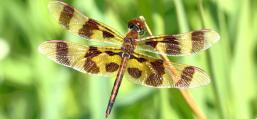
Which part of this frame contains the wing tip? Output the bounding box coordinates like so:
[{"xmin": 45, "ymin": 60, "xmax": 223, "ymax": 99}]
[
  {"xmin": 204, "ymin": 29, "xmax": 220, "ymax": 45},
  {"xmin": 38, "ymin": 41, "xmax": 51, "ymax": 54},
  {"xmin": 48, "ymin": 1, "xmax": 66, "ymax": 16},
  {"xmin": 38, "ymin": 40, "xmax": 64, "ymax": 54},
  {"xmin": 48, "ymin": 1, "xmax": 60, "ymax": 9},
  {"xmin": 211, "ymin": 30, "xmax": 220, "ymax": 43},
  {"xmin": 48, "ymin": 0, "xmax": 65, "ymax": 6},
  {"xmin": 191, "ymin": 67, "xmax": 211, "ymax": 88},
  {"xmin": 38, "ymin": 43, "xmax": 46, "ymax": 55},
  {"xmin": 175, "ymin": 66, "xmax": 211, "ymax": 88}
]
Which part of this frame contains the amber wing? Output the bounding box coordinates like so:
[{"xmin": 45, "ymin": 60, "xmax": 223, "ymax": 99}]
[
  {"xmin": 49, "ymin": 1, "xmax": 123, "ymax": 45},
  {"xmin": 136, "ymin": 29, "xmax": 220, "ymax": 56},
  {"xmin": 39, "ymin": 40, "xmax": 210, "ymax": 88},
  {"xmin": 124, "ymin": 53, "xmax": 210, "ymax": 88},
  {"xmin": 39, "ymin": 40, "xmax": 124, "ymax": 76}
]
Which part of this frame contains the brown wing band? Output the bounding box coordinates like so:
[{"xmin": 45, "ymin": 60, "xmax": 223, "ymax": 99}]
[
  {"xmin": 56, "ymin": 41, "xmax": 70, "ymax": 65},
  {"xmin": 59, "ymin": 4, "xmax": 74, "ymax": 29},
  {"xmin": 175, "ymin": 66, "xmax": 195, "ymax": 87},
  {"xmin": 191, "ymin": 31, "xmax": 204, "ymax": 52}
]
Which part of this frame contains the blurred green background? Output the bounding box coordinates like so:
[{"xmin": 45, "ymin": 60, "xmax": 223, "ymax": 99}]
[{"xmin": 0, "ymin": 0, "xmax": 257, "ymax": 119}]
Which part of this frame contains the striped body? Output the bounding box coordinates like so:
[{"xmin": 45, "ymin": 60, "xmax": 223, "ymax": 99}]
[{"xmin": 39, "ymin": 1, "xmax": 220, "ymax": 118}]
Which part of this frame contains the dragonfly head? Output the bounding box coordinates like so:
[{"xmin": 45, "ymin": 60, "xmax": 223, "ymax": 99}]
[{"xmin": 128, "ymin": 17, "xmax": 146, "ymax": 36}]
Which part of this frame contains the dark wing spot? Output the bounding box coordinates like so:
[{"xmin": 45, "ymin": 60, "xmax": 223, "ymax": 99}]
[
  {"xmin": 88, "ymin": 46, "xmax": 98, "ymax": 50},
  {"xmin": 175, "ymin": 66, "xmax": 195, "ymax": 87},
  {"xmin": 105, "ymin": 51, "xmax": 123, "ymax": 57},
  {"xmin": 145, "ymin": 60, "xmax": 165, "ymax": 86},
  {"xmin": 136, "ymin": 57, "xmax": 147, "ymax": 63},
  {"xmin": 59, "ymin": 5, "xmax": 74, "ymax": 29},
  {"xmin": 127, "ymin": 68, "xmax": 142, "ymax": 78},
  {"xmin": 130, "ymin": 55, "xmax": 147, "ymax": 63},
  {"xmin": 145, "ymin": 73, "xmax": 163, "ymax": 86},
  {"xmin": 79, "ymin": 19, "xmax": 100, "ymax": 38},
  {"xmin": 103, "ymin": 31, "xmax": 115, "ymax": 38},
  {"xmin": 162, "ymin": 36, "xmax": 179, "ymax": 44},
  {"xmin": 166, "ymin": 44, "xmax": 181, "ymax": 55},
  {"xmin": 56, "ymin": 41, "xmax": 70, "ymax": 65},
  {"xmin": 105, "ymin": 51, "xmax": 116, "ymax": 56},
  {"xmin": 191, "ymin": 31, "xmax": 204, "ymax": 52},
  {"xmin": 162, "ymin": 36, "xmax": 181, "ymax": 55},
  {"xmin": 85, "ymin": 46, "xmax": 102, "ymax": 58},
  {"xmin": 84, "ymin": 58, "xmax": 100, "ymax": 73},
  {"xmin": 145, "ymin": 41, "xmax": 158, "ymax": 48},
  {"xmin": 150, "ymin": 60, "xmax": 165, "ymax": 75},
  {"xmin": 106, "ymin": 62, "xmax": 119, "ymax": 72}
]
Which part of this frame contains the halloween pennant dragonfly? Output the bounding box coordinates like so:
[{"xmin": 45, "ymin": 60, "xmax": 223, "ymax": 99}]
[{"xmin": 38, "ymin": 1, "xmax": 220, "ymax": 118}]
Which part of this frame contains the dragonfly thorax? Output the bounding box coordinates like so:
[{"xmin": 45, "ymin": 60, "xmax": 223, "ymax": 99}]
[
  {"xmin": 121, "ymin": 38, "xmax": 135, "ymax": 56},
  {"xmin": 121, "ymin": 30, "xmax": 139, "ymax": 56}
]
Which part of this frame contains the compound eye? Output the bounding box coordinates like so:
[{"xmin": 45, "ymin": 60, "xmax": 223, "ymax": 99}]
[
  {"xmin": 139, "ymin": 29, "xmax": 145, "ymax": 35},
  {"xmin": 128, "ymin": 24, "xmax": 139, "ymax": 31},
  {"xmin": 128, "ymin": 23, "xmax": 134, "ymax": 29}
]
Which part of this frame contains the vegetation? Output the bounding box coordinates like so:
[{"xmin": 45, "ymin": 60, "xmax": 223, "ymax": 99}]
[{"xmin": 0, "ymin": 0, "xmax": 256, "ymax": 119}]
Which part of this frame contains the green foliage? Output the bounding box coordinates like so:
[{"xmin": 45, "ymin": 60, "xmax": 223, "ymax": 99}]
[{"xmin": 0, "ymin": 0, "xmax": 256, "ymax": 119}]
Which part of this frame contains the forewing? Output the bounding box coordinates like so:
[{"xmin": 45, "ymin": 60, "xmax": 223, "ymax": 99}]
[
  {"xmin": 124, "ymin": 53, "xmax": 210, "ymax": 88},
  {"xmin": 136, "ymin": 29, "xmax": 220, "ymax": 56},
  {"xmin": 38, "ymin": 40, "xmax": 123, "ymax": 76},
  {"xmin": 49, "ymin": 1, "xmax": 123, "ymax": 44}
]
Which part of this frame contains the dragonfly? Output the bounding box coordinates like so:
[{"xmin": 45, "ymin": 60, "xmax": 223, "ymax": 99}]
[{"xmin": 38, "ymin": 1, "xmax": 220, "ymax": 118}]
